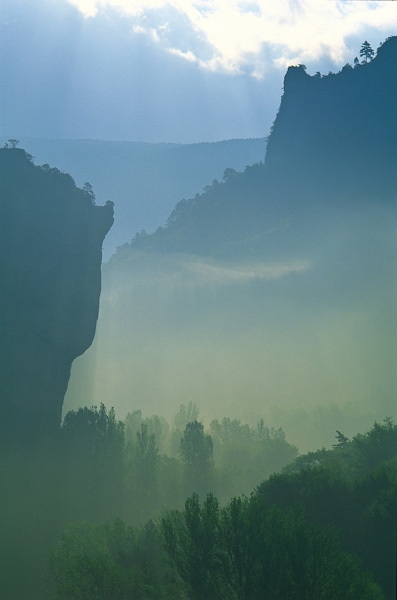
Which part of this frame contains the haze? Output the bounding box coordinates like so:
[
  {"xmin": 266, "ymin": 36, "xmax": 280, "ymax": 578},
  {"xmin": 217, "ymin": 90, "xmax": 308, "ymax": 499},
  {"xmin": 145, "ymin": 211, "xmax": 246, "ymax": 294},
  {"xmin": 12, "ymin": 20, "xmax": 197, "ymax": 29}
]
[
  {"xmin": 2, "ymin": 0, "xmax": 397, "ymax": 141},
  {"xmin": 1, "ymin": 0, "xmax": 395, "ymax": 447}
]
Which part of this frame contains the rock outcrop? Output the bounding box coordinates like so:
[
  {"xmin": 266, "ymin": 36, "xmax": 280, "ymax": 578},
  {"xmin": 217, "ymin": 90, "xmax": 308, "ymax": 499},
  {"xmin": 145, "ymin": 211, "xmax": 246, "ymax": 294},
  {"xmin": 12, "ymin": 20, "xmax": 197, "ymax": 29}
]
[
  {"xmin": 265, "ymin": 36, "xmax": 397, "ymax": 203},
  {"xmin": 0, "ymin": 147, "xmax": 113, "ymax": 441}
]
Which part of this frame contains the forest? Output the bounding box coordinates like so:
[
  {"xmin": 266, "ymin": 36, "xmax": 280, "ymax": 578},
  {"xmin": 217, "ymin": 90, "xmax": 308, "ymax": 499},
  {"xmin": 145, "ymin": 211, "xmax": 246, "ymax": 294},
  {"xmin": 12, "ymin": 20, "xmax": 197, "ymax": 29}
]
[
  {"xmin": 2, "ymin": 401, "xmax": 395, "ymax": 599},
  {"xmin": 42, "ymin": 407, "xmax": 397, "ymax": 598}
]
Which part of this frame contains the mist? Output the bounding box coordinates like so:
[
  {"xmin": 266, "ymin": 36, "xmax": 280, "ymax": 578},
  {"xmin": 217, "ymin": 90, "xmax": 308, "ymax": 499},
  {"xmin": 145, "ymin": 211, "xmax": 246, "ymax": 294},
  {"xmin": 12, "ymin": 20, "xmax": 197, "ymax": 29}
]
[{"xmin": 65, "ymin": 202, "xmax": 396, "ymax": 452}]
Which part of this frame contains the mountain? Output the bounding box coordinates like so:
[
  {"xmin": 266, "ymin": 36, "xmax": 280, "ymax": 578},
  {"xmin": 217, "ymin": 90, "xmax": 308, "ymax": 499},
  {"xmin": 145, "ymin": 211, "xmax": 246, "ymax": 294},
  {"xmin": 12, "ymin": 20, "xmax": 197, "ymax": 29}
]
[
  {"xmin": 0, "ymin": 147, "xmax": 113, "ymax": 442},
  {"xmin": 18, "ymin": 137, "xmax": 267, "ymax": 259},
  {"xmin": 65, "ymin": 38, "xmax": 397, "ymax": 449}
]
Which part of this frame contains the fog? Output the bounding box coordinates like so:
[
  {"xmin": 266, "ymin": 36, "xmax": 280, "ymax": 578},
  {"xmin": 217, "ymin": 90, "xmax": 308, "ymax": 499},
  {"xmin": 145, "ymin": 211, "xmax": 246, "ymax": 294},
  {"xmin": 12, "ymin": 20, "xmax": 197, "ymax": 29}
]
[{"xmin": 65, "ymin": 204, "xmax": 395, "ymax": 452}]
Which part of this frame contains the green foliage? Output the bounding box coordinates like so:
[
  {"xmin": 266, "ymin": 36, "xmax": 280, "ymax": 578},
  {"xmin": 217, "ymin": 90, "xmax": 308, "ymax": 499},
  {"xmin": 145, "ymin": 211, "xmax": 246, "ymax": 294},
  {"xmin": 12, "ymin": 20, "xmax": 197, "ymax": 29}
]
[
  {"xmin": 180, "ymin": 421, "xmax": 213, "ymax": 471},
  {"xmin": 161, "ymin": 493, "xmax": 384, "ymax": 600},
  {"xmin": 210, "ymin": 417, "xmax": 298, "ymax": 498},
  {"xmin": 284, "ymin": 418, "xmax": 397, "ymax": 479},
  {"xmin": 161, "ymin": 493, "xmax": 223, "ymax": 600},
  {"xmin": 125, "ymin": 422, "xmax": 159, "ymax": 524},
  {"xmin": 46, "ymin": 413, "xmax": 395, "ymax": 599},
  {"xmin": 180, "ymin": 420, "xmax": 214, "ymax": 498},
  {"xmin": 48, "ymin": 519, "xmax": 177, "ymax": 600},
  {"xmin": 350, "ymin": 418, "xmax": 397, "ymax": 476},
  {"xmin": 257, "ymin": 419, "xmax": 397, "ymax": 599},
  {"xmin": 60, "ymin": 404, "xmax": 125, "ymax": 521},
  {"xmin": 173, "ymin": 402, "xmax": 200, "ymax": 431}
]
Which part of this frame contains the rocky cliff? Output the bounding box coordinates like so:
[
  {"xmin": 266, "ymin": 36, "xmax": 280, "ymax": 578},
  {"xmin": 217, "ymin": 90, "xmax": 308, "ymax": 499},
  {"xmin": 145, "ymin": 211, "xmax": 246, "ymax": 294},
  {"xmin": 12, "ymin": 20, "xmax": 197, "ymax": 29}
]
[
  {"xmin": 0, "ymin": 147, "xmax": 113, "ymax": 441},
  {"xmin": 265, "ymin": 35, "xmax": 397, "ymax": 203}
]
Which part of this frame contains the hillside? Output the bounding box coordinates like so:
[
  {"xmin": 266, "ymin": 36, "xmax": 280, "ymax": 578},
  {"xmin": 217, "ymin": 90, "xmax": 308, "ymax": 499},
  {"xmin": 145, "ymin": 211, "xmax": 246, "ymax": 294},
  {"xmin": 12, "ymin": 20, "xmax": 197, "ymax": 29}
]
[{"xmin": 19, "ymin": 137, "xmax": 267, "ymax": 259}]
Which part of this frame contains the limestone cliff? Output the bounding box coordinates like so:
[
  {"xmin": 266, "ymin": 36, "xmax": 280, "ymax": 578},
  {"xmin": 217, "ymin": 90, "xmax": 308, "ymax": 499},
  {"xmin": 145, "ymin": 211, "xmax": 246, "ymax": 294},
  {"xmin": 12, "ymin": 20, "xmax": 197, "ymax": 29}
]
[
  {"xmin": 265, "ymin": 36, "xmax": 397, "ymax": 203},
  {"xmin": 0, "ymin": 147, "xmax": 113, "ymax": 440}
]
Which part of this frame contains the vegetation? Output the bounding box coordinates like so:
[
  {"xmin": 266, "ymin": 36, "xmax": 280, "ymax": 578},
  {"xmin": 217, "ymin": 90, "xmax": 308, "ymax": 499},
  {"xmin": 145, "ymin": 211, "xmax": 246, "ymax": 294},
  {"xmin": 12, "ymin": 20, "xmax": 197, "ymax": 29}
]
[
  {"xmin": 47, "ymin": 411, "xmax": 396, "ymax": 599},
  {"xmin": 360, "ymin": 40, "xmax": 375, "ymax": 63},
  {"xmin": 58, "ymin": 403, "xmax": 298, "ymax": 524},
  {"xmin": 3, "ymin": 400, "xmax": 394, "ymax": 598}
]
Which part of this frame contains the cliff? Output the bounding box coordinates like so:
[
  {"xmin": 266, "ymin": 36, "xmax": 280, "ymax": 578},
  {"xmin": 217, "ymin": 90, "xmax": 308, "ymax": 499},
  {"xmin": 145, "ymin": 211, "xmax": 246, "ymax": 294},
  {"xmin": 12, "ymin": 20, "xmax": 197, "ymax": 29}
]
[
  {"xmin": 0, "ymin": 147, "xmax": 113, "ymax": 441},
  {"xmin": 265, "ymin": 36, "xmax": 397, "ymax": 202}
]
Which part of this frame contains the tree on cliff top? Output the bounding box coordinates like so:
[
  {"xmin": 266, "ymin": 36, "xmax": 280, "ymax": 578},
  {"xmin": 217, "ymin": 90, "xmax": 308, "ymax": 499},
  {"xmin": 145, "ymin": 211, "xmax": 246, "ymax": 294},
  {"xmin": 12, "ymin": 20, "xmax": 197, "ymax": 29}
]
[{"xmin": 360, "ymin": 41, "xmax": 374, "ymax": 63}]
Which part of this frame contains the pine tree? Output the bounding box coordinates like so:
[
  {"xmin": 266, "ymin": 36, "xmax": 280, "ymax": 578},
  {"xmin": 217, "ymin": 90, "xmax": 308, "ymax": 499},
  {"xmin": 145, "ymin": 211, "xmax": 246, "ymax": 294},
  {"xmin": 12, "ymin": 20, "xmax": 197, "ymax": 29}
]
[{"xmin": 360, "ymin": 40, "xmax": 374, "ymax": 63}]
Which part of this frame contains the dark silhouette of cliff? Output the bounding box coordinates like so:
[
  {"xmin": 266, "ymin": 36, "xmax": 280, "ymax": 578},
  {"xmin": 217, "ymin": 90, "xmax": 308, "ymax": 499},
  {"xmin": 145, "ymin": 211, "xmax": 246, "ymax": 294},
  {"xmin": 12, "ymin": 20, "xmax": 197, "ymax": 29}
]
[
  {"xmin": 0, "ymin": 147, "xmax": 113, "ymax": 442},
  {"xmin": 265, "ymin": 35, "xmax": 397, "ymax": 203}
]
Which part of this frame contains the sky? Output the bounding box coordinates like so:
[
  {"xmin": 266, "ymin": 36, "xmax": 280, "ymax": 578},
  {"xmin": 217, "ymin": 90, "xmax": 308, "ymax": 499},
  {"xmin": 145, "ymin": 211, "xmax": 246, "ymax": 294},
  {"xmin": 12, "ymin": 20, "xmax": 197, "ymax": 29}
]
[{"xmin": 1, "ymin": 0, "xmax": 397, "ymax": 142}]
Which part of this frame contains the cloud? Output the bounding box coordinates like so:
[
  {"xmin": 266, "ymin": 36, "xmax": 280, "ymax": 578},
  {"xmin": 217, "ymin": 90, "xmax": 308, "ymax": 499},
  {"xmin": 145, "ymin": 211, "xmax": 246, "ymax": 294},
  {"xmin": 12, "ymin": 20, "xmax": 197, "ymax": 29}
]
[
  {"xmin": 66, "ymin": 1, "xmax": 397, "ymax": 76},
  {"xmin": 127, "ymin": 256, "xmax": 311, "ymax": 291},
  {"xmin": 3, "ymin": 0, "xmax": 396, "ymax": 142},
  {"xmin": 185, "ymin": 257, "xmax": 310, "ymax": 286}
]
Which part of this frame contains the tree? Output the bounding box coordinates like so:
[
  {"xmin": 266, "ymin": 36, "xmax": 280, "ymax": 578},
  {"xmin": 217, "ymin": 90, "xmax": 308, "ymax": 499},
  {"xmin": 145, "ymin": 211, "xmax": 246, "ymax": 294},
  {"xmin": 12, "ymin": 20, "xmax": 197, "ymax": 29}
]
[
  {"xmin": 124, "ymin": 423, "xmax": 160, "ymax": 524},
  {"xmin": 332, "ymin": 430, "xmax": 349, "ymax": 449},
  {"xmin": 60, "ymin": 404, "xmax": 125, "ymax": 521},
  {"xmin": 181, "ymin": 421, "xmax": 213, "ymax": 472},
  {"xmin": 180, "ymin": 421, "xmax": 213, "ymax": 496},
  {"xmin": 161, "ymin": 493, "xmax": 384, "ymax": 600},
  {"xmin": 346, "ymin": 417, "xmax": 397, "ymax": 478},
  {"xmin": 222, "ymin": 168, "xmax": 237, "ymax": 182},
  {"xmin": 360, "ymin": 41, "xmax": 374, "ymax": 63},
  {"xmin": 4, "ymin": 138, "xmax": 19, "ymax": 148},
  {"xmin": 49, "ymin": 519, "xmax": 175, "ymax": 600},
  {"xmin": 135, "ymin": 423, "xmax": 159, "ymax": 472},
  {"xmin": 169, "ymin": 403, "xmax": 200, "ymax": 456},
  {"xmin": 210, "ymin": 418, "xmax": 297, "ymax": 500},
  {"xmin": 161, "ymin": 493, "xmax": 225, "ymax": 600},
  {"xmin": 173, "ymin": 402, "xmax": 200, "ymax": 431},
  {"xmin": 220, "ymin": 496, "xmax": 254, "ymax": 600},
  {"xmin": 83, "ymin": 181, "xmax": 96, "ymax": 203}
]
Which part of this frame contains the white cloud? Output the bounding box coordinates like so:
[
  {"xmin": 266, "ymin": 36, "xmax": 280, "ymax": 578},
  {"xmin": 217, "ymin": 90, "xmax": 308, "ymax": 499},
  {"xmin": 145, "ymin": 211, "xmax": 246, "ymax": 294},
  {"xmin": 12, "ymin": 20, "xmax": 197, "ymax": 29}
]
[{"xmin": 66, "ymin": 1, "xmax": 397, "ymax": 75}]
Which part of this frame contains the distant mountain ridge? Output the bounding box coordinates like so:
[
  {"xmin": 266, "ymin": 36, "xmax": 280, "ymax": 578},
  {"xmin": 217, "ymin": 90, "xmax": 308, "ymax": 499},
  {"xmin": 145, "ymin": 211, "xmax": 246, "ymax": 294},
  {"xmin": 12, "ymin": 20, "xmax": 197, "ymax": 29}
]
[{"xmin": 17, "ymin": 137, "xmax": 267, "ymax": 259}]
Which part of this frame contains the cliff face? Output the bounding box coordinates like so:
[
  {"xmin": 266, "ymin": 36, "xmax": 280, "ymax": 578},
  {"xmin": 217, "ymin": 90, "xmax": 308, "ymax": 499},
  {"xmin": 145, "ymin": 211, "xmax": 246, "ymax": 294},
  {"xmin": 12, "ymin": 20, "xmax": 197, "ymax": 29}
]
[
  {"xmin": 0, "ymin": 148, "xmax": 113, "ymax": 440},
  {"xmin": 265, "ymin": 36, "xmax": 397, "ymax": 203}
]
